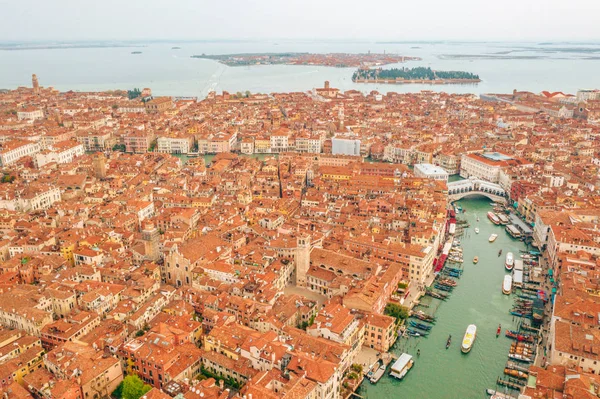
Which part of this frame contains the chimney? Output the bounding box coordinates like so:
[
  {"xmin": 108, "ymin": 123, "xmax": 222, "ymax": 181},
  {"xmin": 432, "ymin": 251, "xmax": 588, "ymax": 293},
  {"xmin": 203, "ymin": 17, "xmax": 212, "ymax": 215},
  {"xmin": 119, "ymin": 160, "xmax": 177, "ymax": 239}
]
[{"xmin": 219, "ymin": 379, "xmax": 224, "ymax": 392}]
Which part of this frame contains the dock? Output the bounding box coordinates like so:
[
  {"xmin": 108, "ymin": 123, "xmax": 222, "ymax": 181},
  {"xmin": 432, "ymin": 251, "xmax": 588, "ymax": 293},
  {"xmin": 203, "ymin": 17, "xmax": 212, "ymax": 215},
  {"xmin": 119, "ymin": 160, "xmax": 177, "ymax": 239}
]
[{"xmin": 496, "ymin": 377, "xmax": 525, "ymax": 390}]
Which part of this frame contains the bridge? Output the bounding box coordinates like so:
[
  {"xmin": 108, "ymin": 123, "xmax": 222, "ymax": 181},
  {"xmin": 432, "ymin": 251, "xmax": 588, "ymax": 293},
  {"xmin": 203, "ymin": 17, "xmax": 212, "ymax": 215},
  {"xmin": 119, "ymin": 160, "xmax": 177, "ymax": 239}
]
[{"xmin": 448, "ymin": 178, "xmax": 508, "ymax": 203}]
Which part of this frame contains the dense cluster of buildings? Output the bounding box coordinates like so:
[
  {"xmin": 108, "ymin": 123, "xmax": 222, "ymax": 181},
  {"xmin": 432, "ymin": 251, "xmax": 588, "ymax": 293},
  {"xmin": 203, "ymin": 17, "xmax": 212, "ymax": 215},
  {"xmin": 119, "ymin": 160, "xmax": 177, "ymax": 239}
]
[{"xmin": 0, "ymin": 76, "xmax": 598, "ymax": 399}]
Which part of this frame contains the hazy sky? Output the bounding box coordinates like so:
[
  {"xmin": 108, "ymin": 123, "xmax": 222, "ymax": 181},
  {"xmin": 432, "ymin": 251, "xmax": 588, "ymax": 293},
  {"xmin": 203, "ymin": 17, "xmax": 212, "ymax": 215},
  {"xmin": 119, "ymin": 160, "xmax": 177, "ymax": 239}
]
[{"xmin": 2, "ymin": 0, "xmax": 599, "ymax": 42}]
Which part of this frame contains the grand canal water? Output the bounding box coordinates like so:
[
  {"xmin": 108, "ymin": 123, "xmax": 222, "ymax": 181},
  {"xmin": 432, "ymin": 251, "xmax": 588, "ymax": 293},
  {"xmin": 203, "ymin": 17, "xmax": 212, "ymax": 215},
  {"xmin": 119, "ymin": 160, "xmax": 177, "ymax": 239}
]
[{"xmin": 361, "ymin": 196, "xmax": 529, "ymax": 399}]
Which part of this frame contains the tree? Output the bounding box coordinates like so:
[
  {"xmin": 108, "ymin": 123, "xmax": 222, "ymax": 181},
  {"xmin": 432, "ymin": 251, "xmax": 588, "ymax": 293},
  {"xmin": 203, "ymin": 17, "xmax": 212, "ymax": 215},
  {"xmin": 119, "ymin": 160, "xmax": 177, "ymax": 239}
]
[
  {"xmin": 127, "ymin": 88, "xmax": 142, "ymax": 100},
  {"xmin": 112, "ymin": 144, "xmax": 126, "ymax": 152},
  {"xmin": 385, "ymin": 303, "xmax": 409, "ymax": 320},
  {"xmin": 350, "ymin": 364, "xmax": 363, "ymax": 374},
  {"xmin": 121, "ymin": 375, "xmax": 151, "ymax": 399}
]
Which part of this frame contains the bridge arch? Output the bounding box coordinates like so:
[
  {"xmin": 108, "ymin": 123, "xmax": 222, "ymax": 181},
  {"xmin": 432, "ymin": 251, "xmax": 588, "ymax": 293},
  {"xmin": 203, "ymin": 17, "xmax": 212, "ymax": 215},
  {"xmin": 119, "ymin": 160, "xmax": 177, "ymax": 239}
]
[{"xmin": 449, "ymin": 191, "xmax": 507, "ymax": 203}]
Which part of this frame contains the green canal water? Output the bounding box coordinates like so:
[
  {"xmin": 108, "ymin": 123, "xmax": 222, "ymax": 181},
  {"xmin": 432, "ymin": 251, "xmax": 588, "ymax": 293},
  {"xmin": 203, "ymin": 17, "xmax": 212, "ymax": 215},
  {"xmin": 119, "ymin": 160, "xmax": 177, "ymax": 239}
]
[{"xmin": 361, "ymin": 197, "xmax": 528, "ymax": 399}]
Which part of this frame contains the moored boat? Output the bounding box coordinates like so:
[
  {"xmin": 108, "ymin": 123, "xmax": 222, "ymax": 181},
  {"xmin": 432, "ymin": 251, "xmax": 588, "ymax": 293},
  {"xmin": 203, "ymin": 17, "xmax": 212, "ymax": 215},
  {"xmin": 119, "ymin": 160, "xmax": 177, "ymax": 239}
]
[
  {"xmin": 406, "ymin": 329, "xmax": 427, "ymax": 337},
  {"xmin": 474, "ymin": 227, "xmax": 480, "ymax": 234},
  {"xmin": 473, "ymin": 256, "xmax": 478, "ymax": 264},
  {"xmin": 446, "ymin": 334, "xmax": 452, "ymax": 349},
  {"xmin": 505, "ymin": 252, "xmax": 514, "ymax": 271},
  {"xmin": 486, "ymin": 389, "xmax": 517, "ymax": 399},
  {"xmin": 369, "ymin": 360, "xmax": 387, "ymax": 383},
  {"xmin": 411, "ymin": 310, "xmax": 436, "ymax": 323},
  {"xmin": 508, "ymin": 353, "xmax": 533, "ymax": 363},
  {"xmin": 461, "ymin": 324, "xmax": 477, "ymax": 353},
  {"xmin": 497, "ymin": 213, "xmax": 510, "ymax": 225},
  {"xmin": 498, "ymin": 249, "xmax": 502, "ymax": 257},
  {"xmin": 505, "ymin": 330, "xmax": 535, "ymax": 343},
  {"xmin": 489, "ymin": 234, "xmax": 498, "ymax": 242},
  {"xmin": 390, "ymin": 353, "xmax": 414, "ymax": 380},
  {"xmin": 502, "ymin": 275, "xmax": 512, "ymax": 295},
  {"xmin": 487, "ymin": 211, "xmax": 501, "ymax": 225},
  {"xmin": 409, "ymin": 320, "xmax": 432, "ymax": 331}
]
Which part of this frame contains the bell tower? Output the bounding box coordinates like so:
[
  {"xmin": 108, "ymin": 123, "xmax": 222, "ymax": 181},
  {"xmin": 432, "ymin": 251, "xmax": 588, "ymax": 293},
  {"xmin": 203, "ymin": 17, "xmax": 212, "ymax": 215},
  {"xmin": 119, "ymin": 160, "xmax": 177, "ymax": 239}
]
[
  {"xmin": 295, "ymin": 234, "xmax": 311, "ymax": 287},
  {"xmin": 32, "ymin": 74, "xmax": 40, "ymax": 94},
  {"xmin": 92, "ymin": 153, "xmax": 107, "ymax": 179},
  {"xmin": 142, "ymin": 221, "xmax": 160, "ymax": 261}
]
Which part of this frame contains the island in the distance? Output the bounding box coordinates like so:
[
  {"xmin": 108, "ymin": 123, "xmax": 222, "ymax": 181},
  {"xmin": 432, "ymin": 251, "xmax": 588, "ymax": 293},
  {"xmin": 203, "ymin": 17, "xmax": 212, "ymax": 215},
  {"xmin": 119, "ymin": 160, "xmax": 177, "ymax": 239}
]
[
  {"xmin": 191, "ymin": 52, "xmax": 421, "ymax": 67},
  {"xmin": 352, "ymin": 66, "xmax": 481, "ymax": 84}
]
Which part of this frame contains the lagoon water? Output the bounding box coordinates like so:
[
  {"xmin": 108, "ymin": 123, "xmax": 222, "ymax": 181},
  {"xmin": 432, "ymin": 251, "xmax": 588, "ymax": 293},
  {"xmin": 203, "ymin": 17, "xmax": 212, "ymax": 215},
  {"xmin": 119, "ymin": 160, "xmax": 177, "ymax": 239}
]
[{"xmin": 1, "ymin": 41, "xmax": 600, "ymax": 97}]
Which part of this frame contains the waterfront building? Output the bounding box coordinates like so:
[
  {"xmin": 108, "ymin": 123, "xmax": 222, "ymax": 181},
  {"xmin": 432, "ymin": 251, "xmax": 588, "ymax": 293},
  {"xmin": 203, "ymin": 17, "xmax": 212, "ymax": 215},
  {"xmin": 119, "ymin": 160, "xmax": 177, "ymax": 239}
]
[
  {"xmin": 362, "ymin": 312, "xmax": 396, "ymax": 352},
  {"xmin": 75, "ymin": 129, "xmax": 115, "ymax": 152},
  {"xmin": 414, "ymin": 163, "xmax": 449, "ymax": 181},
  {"xmin": 157, "ymin": 134, "xmax": 194, "ymax": 154},
  {"xmin": 0, "ymin": 139, "xmax": 41, "ymax": 166}
]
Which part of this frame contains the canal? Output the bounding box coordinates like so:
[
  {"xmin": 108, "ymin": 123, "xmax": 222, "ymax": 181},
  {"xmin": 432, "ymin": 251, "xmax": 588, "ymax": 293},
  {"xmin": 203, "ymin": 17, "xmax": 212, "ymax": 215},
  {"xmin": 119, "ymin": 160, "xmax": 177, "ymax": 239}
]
[{"xmin": 360, "ymin": 197, "xmax": 529, "ymax": 399}]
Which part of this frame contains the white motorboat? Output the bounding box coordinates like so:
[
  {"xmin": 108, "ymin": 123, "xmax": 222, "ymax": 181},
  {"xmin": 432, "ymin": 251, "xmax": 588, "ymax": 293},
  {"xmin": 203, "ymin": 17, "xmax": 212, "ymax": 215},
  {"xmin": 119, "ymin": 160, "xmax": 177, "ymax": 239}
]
[
  {"xmin": 502, "ymin": 275, "xmax": 513, "ymax": 295},
  {"xmin": 461, "ymin": 324, "xmax": 477, "ymax": 353},
  {"xmin": 505, "ymin": 252, "xmax": 514, "ymax": 271}
]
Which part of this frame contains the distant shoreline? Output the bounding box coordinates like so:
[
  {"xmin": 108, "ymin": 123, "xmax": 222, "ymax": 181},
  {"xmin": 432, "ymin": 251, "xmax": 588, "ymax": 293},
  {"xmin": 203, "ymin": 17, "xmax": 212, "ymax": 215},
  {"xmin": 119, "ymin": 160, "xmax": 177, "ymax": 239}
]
[
  {"xmin": 0, "ymin": 44, "xmax": 145, "ymax": 51},
  {"xmin": 353, "ymin": 78, "xmax": 481, "ymax": 85},
  {"xmin": 192, "ymin": 52, "xmax": 421, "ymax": 68}
]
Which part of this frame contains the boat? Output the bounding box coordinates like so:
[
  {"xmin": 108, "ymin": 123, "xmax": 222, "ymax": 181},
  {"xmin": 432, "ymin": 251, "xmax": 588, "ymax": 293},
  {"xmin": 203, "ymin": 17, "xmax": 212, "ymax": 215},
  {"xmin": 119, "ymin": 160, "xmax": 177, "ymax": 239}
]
[
  {"xmin": 474, "ymin": 227, "xmax": 480, "ymax": 234},
  {"xmin": 437, "ymin": 278, "xmax": 457, "ymax": 287},
  {"xmin": 504, "ymin": 368, "xmax": 528, "ymax": 379},
  {"xmin": 487, "ymin": 212, "xmax": 501, "ymax": 225},
  {"xmin": 461, "ymin": 324, "xmax": 477, "ymax": 353},
  {"xmin": 506, "ymin": 224, "xmax": 523, "ymax": 238},
  {"xmin": 406, "ymin": 329, "xmax": 427, "ymax": 337},
  {"xmin": 505, "ymin": 252, "xmax": 514, "ymax": 271},
  {"xmin": 505, "ymin": 330, "xmax": 535, "ymax": 343},
  {"xmin": 446, "ymin": 334, "xmax": 452, "ymax": 349},
  {"xmin": 497, "ymin": 324, "xmax": 501, "ymax": 336},
  {"xmin": 508, "ymin": 353, "xmax": 533, "ymax": 363},
  {"xmin": 390, "ymin": 353, "xmax": 414, "ymax": 380},
  {"xmin": 411, "ymin": 311, "xmax": 436, "ymax": 323},
  {"xmin": 486, "ymin": 389, "xmax": 518, "ymax": 399},
  {"xmin": 497, "ymin": 213, "xmax": 510, "ymax": 225},
  {"xmin": 473, "ymin": 256, "xmax": 479, "ymax": 264},
  {"xmin": 434, "ymin": 283, "xmax": 453, "ymax": 292},
  {"xmin": 503, "ymin": 275, "xmax": 513, "ymax": 295},
  {"xmin": 409, "ymin": 321, "xmax": 432, "ymax": 331},
  {"xmin": 369, "ymin": 360, "xmax": 387, "ymax": 383},
  {"xmin": 498, "ymin": 249, "xmax": 502, "ymax": 256},
  {"xmin": 489, "ymin": 234, "xmax": 498, "ymax": 242}
]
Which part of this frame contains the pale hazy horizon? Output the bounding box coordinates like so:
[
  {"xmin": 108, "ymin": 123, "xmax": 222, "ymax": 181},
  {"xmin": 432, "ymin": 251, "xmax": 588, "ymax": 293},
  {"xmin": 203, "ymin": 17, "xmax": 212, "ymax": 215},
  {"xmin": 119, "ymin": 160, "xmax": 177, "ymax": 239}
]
[{"xmin": 2, "ymin": 0, "xmax": 600, "ymax": 42}]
